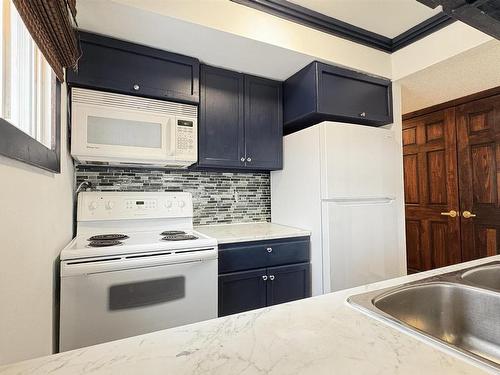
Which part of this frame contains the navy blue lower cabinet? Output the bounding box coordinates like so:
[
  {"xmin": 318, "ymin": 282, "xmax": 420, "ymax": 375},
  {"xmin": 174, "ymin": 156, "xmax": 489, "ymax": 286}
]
[
  {"xmin": 218, "ymin": 237, "xmax": 311, "ymax": 317},
  {"xmin": 218, "ymin": 269, "xmax": 268, "ymax": 317},
  {"xmin": 267, "ymin": 263, "xmax": 311, "ymax": 306}
]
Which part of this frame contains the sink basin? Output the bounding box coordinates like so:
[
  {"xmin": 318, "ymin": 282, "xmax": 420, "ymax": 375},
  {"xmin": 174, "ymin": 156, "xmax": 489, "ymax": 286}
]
[
  {"xmin": 461, "ymin": 263, "xmax": 500, "ymax": 292},
  {"xmin": 349, "ymin": 264, "xmax": 500, "ymax": 370},
  {"xmin": 374, "ymin": 283, "xmax": 500, "ymax": 365}
]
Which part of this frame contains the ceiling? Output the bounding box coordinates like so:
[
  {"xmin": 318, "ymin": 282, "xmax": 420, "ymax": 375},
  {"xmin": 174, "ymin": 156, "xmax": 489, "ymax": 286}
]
[
  {"xmin": 400, "ymin": 39, "xmax": 500, "ymax": 113},
  {"xmin": 288, "ymin": 0, "xmax": 442, "ymax": 38},
  {"xmin": 76, "ymin": 0, "xmax": 317, "ymax": 81}
]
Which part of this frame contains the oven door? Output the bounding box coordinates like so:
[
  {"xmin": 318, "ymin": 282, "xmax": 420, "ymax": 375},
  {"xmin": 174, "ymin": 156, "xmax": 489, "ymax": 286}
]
[
  {"xmin": 60, "ymin": 250, "xmax": 217, "ymax": 351},
  {"xmin": 71, "ymin": 101, "xmax": 175, "ymax": 163}
]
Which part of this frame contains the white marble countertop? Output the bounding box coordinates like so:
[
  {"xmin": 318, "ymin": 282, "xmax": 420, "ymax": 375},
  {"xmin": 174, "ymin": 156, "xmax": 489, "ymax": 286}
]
[
  {"xmin": 195, "ymin": 222, "xmax": 311, "ymax": 244},
  {"xmin": 1, "ymin": 255, "xmax": 499, "ymax": 375}
]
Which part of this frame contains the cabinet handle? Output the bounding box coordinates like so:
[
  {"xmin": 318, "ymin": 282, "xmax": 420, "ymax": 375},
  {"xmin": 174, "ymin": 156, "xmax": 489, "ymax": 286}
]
[
  {"xmin": 266, "ymin": 247, "xmax": 273, "ymax": 253},
  {"xmin": 240, "ymin": 157, "xmax": 245, "ymax": 162},
  {"xmin": 359, "ymin": 112, "xmax": 366, "ymax": 117},
  {"xmin": 247, "ymin": 157, "xmax": 252, "ymax": 162},
  {"xmin": 133, "ymin": 84, "xmax": 140, "ymax": 91},
  {"xmin": 262, "ymin": 275, "xmax": 268, "ymax": 281},
  {"xmin": 269, "ymin": 275, "xmax": 275, "ymax": 281}
]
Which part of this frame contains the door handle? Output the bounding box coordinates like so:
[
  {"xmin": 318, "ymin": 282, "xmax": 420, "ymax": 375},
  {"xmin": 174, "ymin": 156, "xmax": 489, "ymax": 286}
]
[
  {"xmin": 440, "ymin": 210, "xmax": 458, "ymax": 218},
  {"xmin": 262, "ymin": 275, "xmax": 268, "ymax": 281},
  {"xmin": 269, "ymin": 275, "xmax": 275, "ymax": 281},
  {"xmin": 462, "ymin": 211, "xmax": 476, "ymax": 219}
]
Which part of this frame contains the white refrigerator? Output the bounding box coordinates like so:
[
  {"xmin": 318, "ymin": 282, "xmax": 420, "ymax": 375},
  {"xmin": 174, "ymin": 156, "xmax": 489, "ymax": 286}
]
[{"xmin": 271, "ymin": 122, "xmax": 407, "ymax": 296}]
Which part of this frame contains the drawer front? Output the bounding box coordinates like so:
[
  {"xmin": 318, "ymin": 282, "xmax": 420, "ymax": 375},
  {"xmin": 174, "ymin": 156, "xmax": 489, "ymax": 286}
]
[{"xmin": 219, "ymin": 237, "xmax": 310, "ymax": 274}]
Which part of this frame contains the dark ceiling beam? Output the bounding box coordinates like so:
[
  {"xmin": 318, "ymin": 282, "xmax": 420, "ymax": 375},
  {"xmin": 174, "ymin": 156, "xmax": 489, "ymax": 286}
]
[
  {"xmin": 231, "ymin": 0, "xmax": 393, "ymax": 52},
  {"xmin": 391, "ymin": 13, "xmax": 455, "ymax": 51},
  {"xmin": 417, "ymin": 0, "xmax": 500, "ymax": 39},
  {"xmin": 231, "ymin": 0, "xmax": 456, "ymax": 53}
]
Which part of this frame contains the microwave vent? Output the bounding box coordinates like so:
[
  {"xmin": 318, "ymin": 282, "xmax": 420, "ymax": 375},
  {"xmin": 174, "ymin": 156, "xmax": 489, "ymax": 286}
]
[{"xmin": 72, "ymin": 88, "xmax": 197, "ymax": 118}]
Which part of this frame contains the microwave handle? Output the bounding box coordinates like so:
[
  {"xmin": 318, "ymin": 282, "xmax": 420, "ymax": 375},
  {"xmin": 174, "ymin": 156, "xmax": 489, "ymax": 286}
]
[{"xmin": 169, "ymin": 118, "xmax": 176, "ymax": 156}]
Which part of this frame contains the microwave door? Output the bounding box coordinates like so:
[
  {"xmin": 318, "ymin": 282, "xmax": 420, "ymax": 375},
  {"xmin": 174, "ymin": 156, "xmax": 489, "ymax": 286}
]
[{"xmin": 72, "ymin": 103, "xmax": 170, "ymax": 162}]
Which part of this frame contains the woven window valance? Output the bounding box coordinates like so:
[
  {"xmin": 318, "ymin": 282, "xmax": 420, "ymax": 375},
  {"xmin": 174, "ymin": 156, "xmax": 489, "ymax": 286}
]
[{"xmin": 12, "ymin": 0, "xmax": 80, "ymax": 82}]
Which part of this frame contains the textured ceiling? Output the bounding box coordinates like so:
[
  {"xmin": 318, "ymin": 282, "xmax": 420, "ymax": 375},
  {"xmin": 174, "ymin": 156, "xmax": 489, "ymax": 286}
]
[
  {"xmin": 287, "ymin": 0, "xmax": 442, "ymax": 38},
  {"xmin": 399, "ymin": 40, "xmax": 500, "ymax": 114}
]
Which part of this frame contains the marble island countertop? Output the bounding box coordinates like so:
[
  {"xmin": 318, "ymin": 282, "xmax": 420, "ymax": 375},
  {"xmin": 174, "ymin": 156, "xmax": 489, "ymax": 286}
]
[
  {"xmin": 195, "ymin": 222, "xmax": 311, "ymax": 244},
  {"xmin": 1, "ymin": 255, "xmax": 499, "ymax": 375}
]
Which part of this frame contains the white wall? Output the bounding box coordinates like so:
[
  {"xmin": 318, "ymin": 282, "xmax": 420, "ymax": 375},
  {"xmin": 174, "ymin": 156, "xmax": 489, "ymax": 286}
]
[
  {"xmin": 0, "ymin": 85, "xmax": 74, "ymax": 365},
  {"xmin": 391, "ymin": 22, "xmax": 493, "ymax": 81},
  {"xmin": 399, "ymin": 39, "xmax": 500, "ymax": 114},
  {"xmin": 383, "ymin": 83, "xmax": 407, "ymax": 275}
]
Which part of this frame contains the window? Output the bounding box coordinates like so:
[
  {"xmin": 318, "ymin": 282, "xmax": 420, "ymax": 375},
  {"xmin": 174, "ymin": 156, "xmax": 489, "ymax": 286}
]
[
  {"xmin": 0, "ymin": 0, "xmax": 60, "ymax": 172},
  {"xmin": 1, "ymin": 0, "xmax": 55, "ymax": 147}
]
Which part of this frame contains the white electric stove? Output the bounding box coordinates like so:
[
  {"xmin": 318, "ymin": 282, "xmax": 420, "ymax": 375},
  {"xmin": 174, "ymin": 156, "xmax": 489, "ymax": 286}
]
[{"xmin": 59, "ymin": 192, "xmax": 218, "ymax": 352}]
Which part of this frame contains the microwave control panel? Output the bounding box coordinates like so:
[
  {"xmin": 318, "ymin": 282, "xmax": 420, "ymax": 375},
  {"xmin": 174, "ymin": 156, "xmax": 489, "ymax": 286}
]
[{"xmin": 176, "ymin": 119, "xmax": 196, "ymax": 154}]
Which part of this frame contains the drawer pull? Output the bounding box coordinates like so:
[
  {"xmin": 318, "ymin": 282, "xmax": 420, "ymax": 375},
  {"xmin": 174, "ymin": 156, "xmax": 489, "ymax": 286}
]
[
  {"xmin": 359, "ymin": 112, "xmax": 366, "ymax": 117},
  {"xmin": 262, "ymin": 275, "xmax": 268, "ymax": 281},
  {"xmin": 269, "ymin": 275, "xmax": 275, "ymax": 281},
  {"xmin": 133, "ymin": 84, "xmax": 140, "ymax": 91},
  {"xmin": 266, "ymin": 247, "xmax": 273, "ymax": 253}
]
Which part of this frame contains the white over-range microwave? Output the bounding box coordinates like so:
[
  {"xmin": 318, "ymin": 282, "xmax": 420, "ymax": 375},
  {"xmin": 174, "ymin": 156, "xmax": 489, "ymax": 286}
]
[{"xmin": 70, "ymin": 88, "xmax": 198, "ymax": 168}]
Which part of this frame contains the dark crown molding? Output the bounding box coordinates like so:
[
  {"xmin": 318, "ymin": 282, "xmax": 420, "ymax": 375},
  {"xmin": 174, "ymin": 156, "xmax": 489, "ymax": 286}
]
[{"xmin": 231, "ymin": 0, "xmax": 455, "ymax": 53}]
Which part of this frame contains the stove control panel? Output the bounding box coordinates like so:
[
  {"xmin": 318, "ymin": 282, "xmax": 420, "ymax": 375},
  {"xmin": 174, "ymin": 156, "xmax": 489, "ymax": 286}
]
[{"xmin": 78, "ymin": 192, "xmax": 193, "ymax": 221}]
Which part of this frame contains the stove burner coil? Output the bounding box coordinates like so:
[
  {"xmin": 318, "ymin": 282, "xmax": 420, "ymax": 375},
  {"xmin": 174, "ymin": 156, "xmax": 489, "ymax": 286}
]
[
  {"xmin": 160, "ymin": 230, "xmax": 186, "ymax": 236},
  {"xmin": 87, "ymin": 234, "xmax": 129, "ymax": 241},
  {"xmin": 88, "ymin": 240, "xmax": 123, "ymax": 247},
  {"xmin": 161, "ymin": 234, "xmax": 198, "ymax": 241}
]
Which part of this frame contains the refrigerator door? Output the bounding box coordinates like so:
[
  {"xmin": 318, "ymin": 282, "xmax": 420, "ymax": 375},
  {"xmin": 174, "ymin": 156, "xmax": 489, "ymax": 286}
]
[
  {"xmin": 322, "ymin": 197, "xmax": 403, "ymax": 292},
  {"xmin": 320, "ymin": 123, "xmax": 400, "ymax": 199}
]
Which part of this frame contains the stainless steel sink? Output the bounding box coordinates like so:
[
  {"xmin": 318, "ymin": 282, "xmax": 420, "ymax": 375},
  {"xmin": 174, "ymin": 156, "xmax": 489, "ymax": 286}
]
[
  {"xmin": 461, "ymin": 263, "xmax": 500, "ymax": 292},
  {"xmin": 348, "ymin": 261, "xmax": 500, "ymax": 370}
]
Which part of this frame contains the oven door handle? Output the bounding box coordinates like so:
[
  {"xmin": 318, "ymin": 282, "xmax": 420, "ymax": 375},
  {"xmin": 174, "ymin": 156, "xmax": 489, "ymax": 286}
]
[{"xmin": 61, "ymin": 248, "xmax": 218, "ymax": 277}]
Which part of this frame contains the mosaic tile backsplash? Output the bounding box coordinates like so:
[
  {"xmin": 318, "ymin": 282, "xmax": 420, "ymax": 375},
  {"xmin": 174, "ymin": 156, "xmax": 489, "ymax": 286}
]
[{"xmin": 75, "ymin": 166, "xmax": 271, "ymax": 226}]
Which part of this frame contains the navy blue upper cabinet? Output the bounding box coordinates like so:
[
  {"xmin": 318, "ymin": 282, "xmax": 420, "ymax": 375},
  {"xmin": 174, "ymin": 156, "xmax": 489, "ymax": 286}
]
[
  {"xmin": 284, "ymin": 61, "xmax": 393, "ymax": 135},
  {"xmin": 244, "ymin": 76, "xmax": 283, "ymax": 170},
  {"xmin": 198, "ymin": 65, "xmax": 283, "ymax": 170},
  {"xmin": 199, "ymin": 65, "xmax": 244, "ymax": 168},
  {"xmin": 67, "ymin": 32, "xmax": 200, "ymax": 104}
]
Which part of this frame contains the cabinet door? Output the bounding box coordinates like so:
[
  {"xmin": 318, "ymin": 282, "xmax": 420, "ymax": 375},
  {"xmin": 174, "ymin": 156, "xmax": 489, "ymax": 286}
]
[
  {"xmin": 317, "ymin": 63, "xmax": 392, "ymax": 126},
  {"xmin": 267, "ymin": 263, "xmax": 311, "ymax": 306},
  {"xmin": 199, "ymin": 66, "xmax": 245, "ymax": 168},
  {"xmin": 218, "ymin": 269, "xmax": 267, "ymax": 317},
  {"xmin": 67, "ymin": 32, "xmax": 199, "ymax": 104},
  {"xmin": 244, "ymin": 75, "xmax": 283, "ymax": 170}
]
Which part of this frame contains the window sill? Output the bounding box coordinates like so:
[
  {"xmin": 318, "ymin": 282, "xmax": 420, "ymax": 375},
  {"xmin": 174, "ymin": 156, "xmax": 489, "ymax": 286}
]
[{"xmin": 0, "ymin": 83, "xmax": 61, "ymax": 173}]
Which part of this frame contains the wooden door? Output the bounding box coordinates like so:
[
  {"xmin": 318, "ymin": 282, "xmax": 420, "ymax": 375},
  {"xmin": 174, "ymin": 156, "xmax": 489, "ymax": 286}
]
[
  {"xmin": 403, "ymin": 108, "xmax": 461, "ymax": 272},
  {"xmin": 456, "ymin": 94, "xmax": 500, "ymax": 261},
  {"xmin": 218, "ymin": 269, "xmax": 267, "ymax": 317},
  {"xmin": 266, "ymin": 263, "xmax": 311, "ymax": 306},
  {"xmin": 198, "ymin": 65, "xmax": 245, "ymax": 168},
  {"xmin": 244, "ymin": 75, "xmax": 283, "ymax": 170}
]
